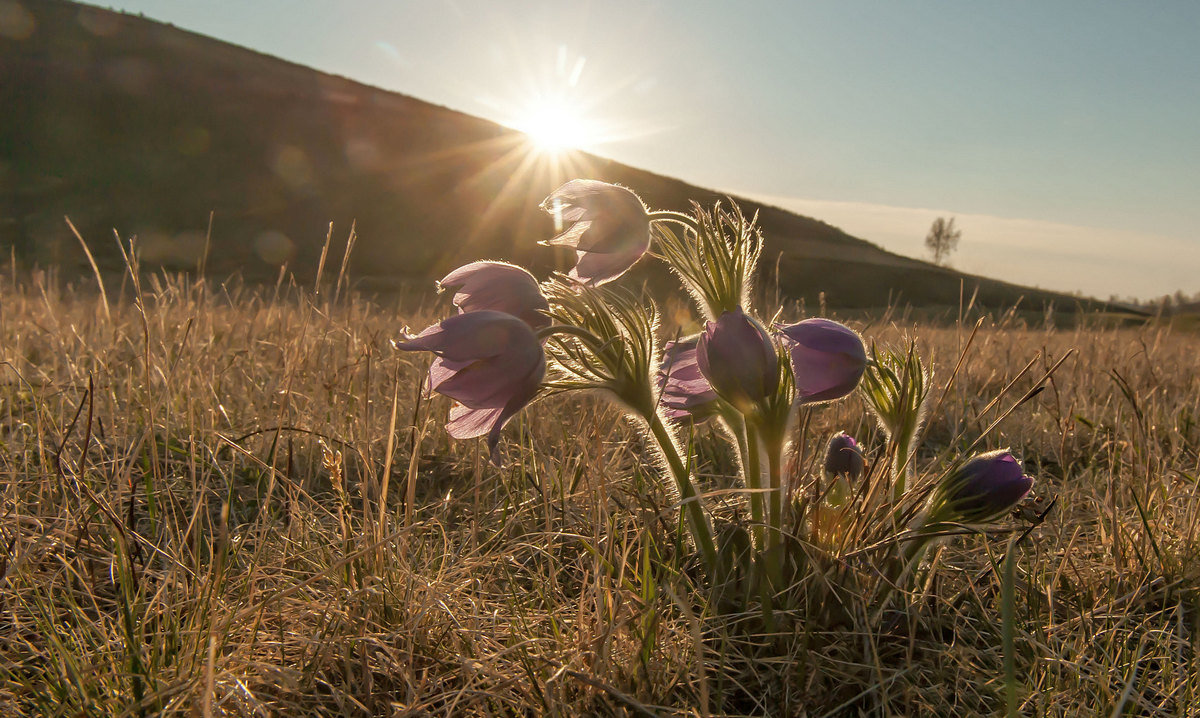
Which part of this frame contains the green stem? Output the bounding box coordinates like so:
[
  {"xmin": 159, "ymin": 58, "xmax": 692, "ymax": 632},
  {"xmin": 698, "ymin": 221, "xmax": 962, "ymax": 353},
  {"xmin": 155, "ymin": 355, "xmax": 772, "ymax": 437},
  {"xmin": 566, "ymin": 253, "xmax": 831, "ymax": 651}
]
[
  {"xmin": 647, "ymin": 412, "xmax": 717, "ymax": 572},
  {"xmin": 761, "ymin": 424, "xmax": 787, "ymax": 594},
  {"xmin": 743, "ymin": 422, "xmax": 767, "ymax": 551},
  {"xmin": 765, "ymin": 430, "xmax": 785, "ymax": 553},
  {"xmin": 1002, "ymin": 536, "xmax": 1018, "ymax": 718},
  {"xmin": 719, "ymin": 407, "xmax": 750, "ymax": 481}
]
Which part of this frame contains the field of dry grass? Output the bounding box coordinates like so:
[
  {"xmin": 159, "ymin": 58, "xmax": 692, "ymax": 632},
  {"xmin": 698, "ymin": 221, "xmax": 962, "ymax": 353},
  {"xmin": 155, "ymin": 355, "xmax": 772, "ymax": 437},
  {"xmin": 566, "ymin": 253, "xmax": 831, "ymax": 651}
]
[{"xmin": 0, "ymin": 267, "xmax": 1197, "ymax": 716}]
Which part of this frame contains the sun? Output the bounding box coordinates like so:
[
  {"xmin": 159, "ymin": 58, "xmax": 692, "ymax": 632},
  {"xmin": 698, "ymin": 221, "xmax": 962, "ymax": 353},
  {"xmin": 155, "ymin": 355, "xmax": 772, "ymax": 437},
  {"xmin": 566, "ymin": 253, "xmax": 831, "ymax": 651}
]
[{"xmin": 515, "ymin": 99, "xmax": 593, "ymax": 154}]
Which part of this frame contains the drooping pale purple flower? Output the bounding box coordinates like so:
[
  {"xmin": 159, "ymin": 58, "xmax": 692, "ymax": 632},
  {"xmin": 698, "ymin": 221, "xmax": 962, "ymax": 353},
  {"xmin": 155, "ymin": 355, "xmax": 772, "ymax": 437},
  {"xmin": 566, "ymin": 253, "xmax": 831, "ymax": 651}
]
[
  {"xmin": 932, "ymin": 449, "xmax": 1034, "ymax": 524},
  {"xmin": 656, "ymin": 337, "xmax": 719, "ymax": 421},
  {"xmin": 438, "ymin": 261, "xmax": 549, "ymax": 330},
  {"xmin": 395, "ymin": 310, "xmax": 545, "ymax": 463},
  {"xmin": 777, "ymin": 318, "xmax": 867, "ymax": 404},
  {"xmin": 697, "ymin": 307, "xmax": 779, "ymax": 411},
  {"xmin": 824, "ymin": 431, "xmax": 865, "ymax": 479},
  {"xmin": 539, "ymin": 179, "xmax": 651, "ymax": 287}
]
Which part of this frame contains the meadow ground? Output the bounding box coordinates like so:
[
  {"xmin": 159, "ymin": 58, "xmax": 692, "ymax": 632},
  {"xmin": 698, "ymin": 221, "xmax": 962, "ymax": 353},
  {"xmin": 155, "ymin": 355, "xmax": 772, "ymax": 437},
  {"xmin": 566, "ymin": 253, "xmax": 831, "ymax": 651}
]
[{"xmin": 0, "ymin": 268, "xmax": 1197, "ymax": 716}]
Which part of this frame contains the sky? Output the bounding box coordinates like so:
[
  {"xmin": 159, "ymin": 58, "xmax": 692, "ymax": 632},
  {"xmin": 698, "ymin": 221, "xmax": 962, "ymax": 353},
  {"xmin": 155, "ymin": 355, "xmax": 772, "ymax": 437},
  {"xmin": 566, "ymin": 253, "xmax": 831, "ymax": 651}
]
[{"xmin": 85, "ymin": 0, "xmax": 1200, "ymax": 299}]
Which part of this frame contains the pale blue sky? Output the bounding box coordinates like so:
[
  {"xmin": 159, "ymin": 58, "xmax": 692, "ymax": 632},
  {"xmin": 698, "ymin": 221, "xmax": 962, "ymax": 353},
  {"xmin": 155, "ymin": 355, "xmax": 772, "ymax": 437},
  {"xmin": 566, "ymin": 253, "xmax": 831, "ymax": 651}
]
[{"xmin": 89, "ymin": 1, "xmax": 1200, "ymax": 298}]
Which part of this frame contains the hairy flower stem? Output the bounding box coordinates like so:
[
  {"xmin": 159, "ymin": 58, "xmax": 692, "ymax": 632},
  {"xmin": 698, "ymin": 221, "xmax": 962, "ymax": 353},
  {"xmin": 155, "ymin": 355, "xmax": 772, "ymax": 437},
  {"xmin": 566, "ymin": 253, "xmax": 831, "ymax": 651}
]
[
  {"xmin": 766, "ymin": 432, "xmax": 785, "ymax": 553},
  {"xmin": 761, "ymin": 424, "xmax": 788, "ymax": 593},
  {"xmin": 744, "ymin": 423, "xmax": 768, "ymax": 551},
  {"xmin": 717, "ymin": 408, "xmax": 757, "ymax": 539},
  {"xmin": 745, "ymin": 420, "xmax": 787, "ymax": 600},
  {"xmin": 724, "ymin": 412, "xmax": 751, "ymax": 482},
  {"xmin": 647, "ymin": 412, "xmax": 718, "ymax": 572}
]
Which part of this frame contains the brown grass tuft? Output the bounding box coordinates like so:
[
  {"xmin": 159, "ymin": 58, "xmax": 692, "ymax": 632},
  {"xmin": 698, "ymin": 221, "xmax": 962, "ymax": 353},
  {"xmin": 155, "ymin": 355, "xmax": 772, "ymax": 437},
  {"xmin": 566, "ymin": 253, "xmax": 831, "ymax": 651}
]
[{"xmin": 1, "ymin": 267, "xmax": 1197, "ymax": 716}]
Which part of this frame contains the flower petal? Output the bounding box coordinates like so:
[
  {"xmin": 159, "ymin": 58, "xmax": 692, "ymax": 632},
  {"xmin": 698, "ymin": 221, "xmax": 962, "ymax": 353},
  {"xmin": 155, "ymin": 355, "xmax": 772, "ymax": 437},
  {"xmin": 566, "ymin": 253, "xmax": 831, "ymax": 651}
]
[
  {"xmin": 657, "ymin": 337, "xmax": 718, "ymax": 420},
  {"xmin": 438, "ymin": 261, "xmax": 549, "ymax": 329},
  {"xmin": 435, "ymin": 342, "xmax": 542, "ymax": 408},
  {"xmin": 541, "ymin": 179, "xmax": 646, "ymax": 224},
  {"xmin": 395, "ymin": 310, "xmax": 527, "ymax": 362},
  {"xmin": 788, "ymin": 343, "xmax": 867, "ymax": 402},
  {"xmin": 446, "ymin": 404, "xmax": 504, "ymax": 439},
  {"xmin": 398, "ymin": 310, "xmax": 546, "ymax": 463},
  {"xmin": 428, "ymin": 356, "xmax": 474, "ymax": 394},
  {"xmin": 777, "ymin": 318, "xmax": 867, "ymax": 404},
  {"xmin": 540, "ymin": 180, "xmax": 651, "ymax": 286},
  {"xmin": 568, "ymin": 239, "xmax": 649, "ymax": 286}
]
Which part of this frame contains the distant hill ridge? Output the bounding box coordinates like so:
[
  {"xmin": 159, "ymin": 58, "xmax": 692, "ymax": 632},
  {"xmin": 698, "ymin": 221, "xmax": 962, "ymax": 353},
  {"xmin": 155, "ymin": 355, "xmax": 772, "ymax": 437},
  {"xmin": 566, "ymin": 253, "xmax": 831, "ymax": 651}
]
[{"xmin": 2, "ymin": 0, "xmax": 1092, "ymax": 309}]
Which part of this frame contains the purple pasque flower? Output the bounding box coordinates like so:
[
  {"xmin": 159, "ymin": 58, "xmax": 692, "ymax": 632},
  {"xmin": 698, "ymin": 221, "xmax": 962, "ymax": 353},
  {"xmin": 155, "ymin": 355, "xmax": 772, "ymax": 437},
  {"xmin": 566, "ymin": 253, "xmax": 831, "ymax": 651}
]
[
  {"xmin": 933, "ymin": 449, "xmax": 1034, "ymax": 524},
  {"xmin": 697, "ymin": 307, "xmax": 779, "ymax": 412},
  {"xmin": 824, "ymin": 431, "xmax": 865, "ymax": 479},
  {"xmin": 539, "ymin": 179, "xmax": 651, "ymax": 287},
  {"xmin": 656, "ymin": 336, "xmax": 719, "ymax": 421},
  {"xmin": 395, "ymin": 310, "xmax": 545, "ymax": 463},
  {"xmin": 438, "ymin": 261, "xmax": 549, "ymax": 330},
  {"xmin": 776, "ymin": 318, "xmax": 867, "ymax": 404}
]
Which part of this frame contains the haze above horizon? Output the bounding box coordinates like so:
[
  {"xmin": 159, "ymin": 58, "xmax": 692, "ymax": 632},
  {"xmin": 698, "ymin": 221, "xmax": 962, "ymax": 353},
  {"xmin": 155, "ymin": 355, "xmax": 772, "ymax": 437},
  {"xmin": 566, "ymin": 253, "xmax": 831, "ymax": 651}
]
[{"xmin": 81, "ymin": 0, "xmax": 1200, "ymax": 300}]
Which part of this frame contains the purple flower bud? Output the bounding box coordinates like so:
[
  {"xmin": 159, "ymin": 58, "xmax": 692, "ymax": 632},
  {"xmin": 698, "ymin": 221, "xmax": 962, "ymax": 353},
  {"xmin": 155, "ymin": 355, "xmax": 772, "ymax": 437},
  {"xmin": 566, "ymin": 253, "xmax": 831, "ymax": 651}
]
[
  {"xmin": 539, "ymin": 180, "xmax": 650, "ymax": 287},
  {"xmin": 776, "ymin": 318, "xmax": 867, "ymax": 404},
  {"xmin": 656, "ymin": 337, "xmax": 719, "ymax": 421},
  {"xmin": 395, "ymin": 310, "xmax": 545, "ymax": 463},
  {"xmin": 935, "ymin": 450, "xmax": 1034, "ymax": 524},
  {"xmin": 824, "ymin": 431, "xmax": 865, "ymax": 479},
  {"xmin": 438, "ymin": 261, "xmax": 549, "ymax": 330},
  {"xmin": 697, "ymin": 307, "xmax": 779, "ymax": 411}
]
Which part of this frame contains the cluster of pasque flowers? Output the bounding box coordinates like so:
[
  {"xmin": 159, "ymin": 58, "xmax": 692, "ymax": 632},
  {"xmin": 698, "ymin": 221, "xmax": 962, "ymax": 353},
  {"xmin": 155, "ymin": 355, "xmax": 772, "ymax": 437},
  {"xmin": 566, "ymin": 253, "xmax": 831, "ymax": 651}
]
[{"xmin": 397, "ymin": 179, "xmax": 1035, "ymax": 609}]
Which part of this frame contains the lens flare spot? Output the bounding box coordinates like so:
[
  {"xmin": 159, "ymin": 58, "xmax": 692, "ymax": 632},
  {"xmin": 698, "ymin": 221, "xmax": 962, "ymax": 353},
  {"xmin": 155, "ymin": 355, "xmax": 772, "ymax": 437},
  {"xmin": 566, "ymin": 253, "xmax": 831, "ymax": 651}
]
[
  {"xmin": 515, "ymin": 100, "xmax": 593, "ymax": 154},
  {"xmin": 0, "ymin": 0, "xmax": 35, "ymax": 40}
]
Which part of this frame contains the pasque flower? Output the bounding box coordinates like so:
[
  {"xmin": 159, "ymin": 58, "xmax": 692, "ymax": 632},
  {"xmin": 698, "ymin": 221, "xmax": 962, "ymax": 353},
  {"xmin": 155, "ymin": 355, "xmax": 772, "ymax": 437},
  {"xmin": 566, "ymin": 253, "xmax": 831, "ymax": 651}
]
[
  {"xmin": 824, "ymin": 431, "xmax": 865, "ymax": 479},
  {"xmin": 395, "ymin": 310, "xmax": 545, "ymax": 462},
  {"xmin": 656, "ymin": 336, "xmax": 718, "ymax": 421},
  {"xmin": 539, "ymin": 180, "xmax": 651, "ymax": 286},
  {"xmin": 438, "ymin": 261, "xmax": 550, "ymax": 330},
  {"xmin": 777, "ymin": 318, "xmax": 867, "ymax": 404},
  {"xmin": 929, "ymin": 449, "xmax": 1034, "ymax": 524},
  {"xmin": 697, "ymin": 307, "xmax": 779, "ymax": 412}
]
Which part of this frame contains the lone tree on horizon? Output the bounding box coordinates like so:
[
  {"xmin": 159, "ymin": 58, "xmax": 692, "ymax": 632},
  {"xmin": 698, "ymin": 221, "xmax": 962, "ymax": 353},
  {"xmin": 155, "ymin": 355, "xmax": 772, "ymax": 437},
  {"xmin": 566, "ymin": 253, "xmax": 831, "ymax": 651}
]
[{"xmin": 925, "ymin": 216, "xmax": 962, "ymax": 265}]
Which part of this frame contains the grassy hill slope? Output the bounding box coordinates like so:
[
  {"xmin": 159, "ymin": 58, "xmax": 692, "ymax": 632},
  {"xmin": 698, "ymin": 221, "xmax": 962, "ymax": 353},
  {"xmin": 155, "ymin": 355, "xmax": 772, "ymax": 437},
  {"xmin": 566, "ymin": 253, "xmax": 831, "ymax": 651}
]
[{"xmin": 3, "ymin": 0, "xmax": 1093, "ymax": 309}]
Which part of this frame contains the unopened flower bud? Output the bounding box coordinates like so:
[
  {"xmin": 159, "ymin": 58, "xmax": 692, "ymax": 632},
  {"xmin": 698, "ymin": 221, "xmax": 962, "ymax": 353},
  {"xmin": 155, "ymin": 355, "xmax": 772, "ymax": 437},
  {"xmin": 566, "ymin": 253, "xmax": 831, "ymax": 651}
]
[
  {"xmin": 776, "ymin": 318, "xmax": 867, "ymax": 404},
  {"xmin": 930, "ymin": 449, "xmax": 1034, "ymax": 524},
  {"xmin": 696, "ymin": 307, "xmax": 779, "ymax": 412},
  {"xmin": 824, "ymin": 431, "xmax": 865, "ymax": 480}
]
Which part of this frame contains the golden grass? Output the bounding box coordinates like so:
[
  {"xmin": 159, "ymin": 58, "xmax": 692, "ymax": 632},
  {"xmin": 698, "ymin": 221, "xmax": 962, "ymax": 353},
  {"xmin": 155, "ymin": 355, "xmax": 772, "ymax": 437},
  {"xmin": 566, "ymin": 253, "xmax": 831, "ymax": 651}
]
[{"xmin": 1, "ymin": 268, "xmax": 1197, "ymax": 716}]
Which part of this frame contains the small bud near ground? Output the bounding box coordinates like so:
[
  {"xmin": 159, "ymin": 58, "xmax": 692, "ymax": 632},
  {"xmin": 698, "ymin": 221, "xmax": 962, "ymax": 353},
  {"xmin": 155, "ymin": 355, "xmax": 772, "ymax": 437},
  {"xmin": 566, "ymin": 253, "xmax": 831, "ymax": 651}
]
[
  {"xmin": 928, "ymin": 449, "xmax": 1035, "ymax": 525},
  {"xmin": 824, "ymin": 431, "xmax": 865, "ymax": 480}
]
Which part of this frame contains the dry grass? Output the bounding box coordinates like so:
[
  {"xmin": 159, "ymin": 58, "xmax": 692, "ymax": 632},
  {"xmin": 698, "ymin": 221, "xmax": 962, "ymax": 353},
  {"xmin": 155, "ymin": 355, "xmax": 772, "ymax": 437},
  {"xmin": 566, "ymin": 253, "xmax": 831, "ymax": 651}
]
[{"xmin": 0, "ymin": 267, "xmax": 1197, "ymax": 716}]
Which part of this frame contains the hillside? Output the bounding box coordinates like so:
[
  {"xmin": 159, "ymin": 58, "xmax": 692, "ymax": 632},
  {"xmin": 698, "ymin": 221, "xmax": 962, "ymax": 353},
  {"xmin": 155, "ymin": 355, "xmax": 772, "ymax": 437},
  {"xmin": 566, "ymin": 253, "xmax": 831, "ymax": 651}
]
[{"xmin": 3, "ymin": 0, "xmax": 1095, "ymax": 309}]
